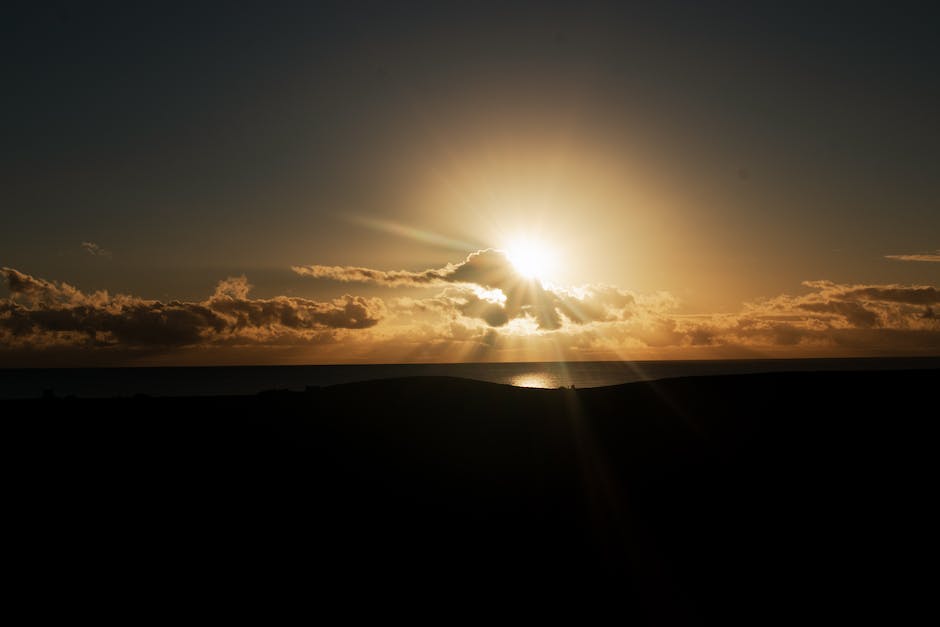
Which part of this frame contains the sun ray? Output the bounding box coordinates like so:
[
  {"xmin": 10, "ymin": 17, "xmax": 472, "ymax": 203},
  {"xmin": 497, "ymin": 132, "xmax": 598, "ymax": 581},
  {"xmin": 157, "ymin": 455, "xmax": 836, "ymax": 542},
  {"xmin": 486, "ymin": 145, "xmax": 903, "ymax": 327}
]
[{"xmin": 349, "ymin": 215, "xmax": 482, "ymax": 252}]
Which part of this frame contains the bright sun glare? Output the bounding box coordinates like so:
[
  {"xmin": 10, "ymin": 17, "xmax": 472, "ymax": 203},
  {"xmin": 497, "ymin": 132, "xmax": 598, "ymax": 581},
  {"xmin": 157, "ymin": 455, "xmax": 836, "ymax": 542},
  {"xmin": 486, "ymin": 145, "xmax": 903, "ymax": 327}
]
[{"xmin": 506, "ymin": 238, "xmax": 556, "ymax": 282}]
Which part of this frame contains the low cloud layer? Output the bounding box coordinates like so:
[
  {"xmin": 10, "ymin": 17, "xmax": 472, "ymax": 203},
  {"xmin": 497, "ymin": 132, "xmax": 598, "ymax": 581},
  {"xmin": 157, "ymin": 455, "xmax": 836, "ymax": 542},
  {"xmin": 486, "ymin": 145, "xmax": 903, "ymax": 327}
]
[
  {"xmin": 1, "ymin": 268, "xmax": 383, "ymax": 352},
  {"xmin": 885, "ymin": 250, "xmax": 940, "ymax": 263},
  {"xmin": 288, "ymin": 250, "xmax": 940, "ymax": 361},
  {"xmin": 377, "ymin": 277, "xmax": 940, "ymax": 359},
  {"xmin": 3, "ymin": 256, "xmax": 939, "ymax": 366},
  {"xmin": 295, "ymin": 249, "xmax": 645, "ymax": 331}
]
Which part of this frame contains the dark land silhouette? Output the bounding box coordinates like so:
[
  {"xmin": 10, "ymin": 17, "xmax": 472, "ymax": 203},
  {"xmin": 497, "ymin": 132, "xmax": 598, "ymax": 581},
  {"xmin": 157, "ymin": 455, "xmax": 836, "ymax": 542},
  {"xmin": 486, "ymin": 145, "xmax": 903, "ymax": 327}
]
[{"xmin": 7, "ymin": 369, "xmax": 938, "ymax": 623}]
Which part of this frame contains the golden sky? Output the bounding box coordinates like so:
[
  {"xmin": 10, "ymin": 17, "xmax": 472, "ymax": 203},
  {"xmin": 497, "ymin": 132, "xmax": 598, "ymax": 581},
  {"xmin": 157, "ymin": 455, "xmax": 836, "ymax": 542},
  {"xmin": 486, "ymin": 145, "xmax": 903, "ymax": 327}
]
[{"xmin": 2, "ymin": 4, "xmax": 938, "ymax": 366}]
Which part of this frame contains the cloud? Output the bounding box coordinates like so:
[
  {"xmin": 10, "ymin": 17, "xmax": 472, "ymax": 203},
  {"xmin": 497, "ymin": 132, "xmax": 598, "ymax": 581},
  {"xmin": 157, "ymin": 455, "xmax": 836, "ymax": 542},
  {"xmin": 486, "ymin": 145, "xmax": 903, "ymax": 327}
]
[
  {"xmin": 81, "ymin": 241, "xmax": 111, "ymax": 258},
  {"xmin": 885, "ymin": 250, "xmax": 940, "ymax": 263},
  {"xmin": 373, "ymin": 277, "xmax": 940, "ymax": 360},
  {"xmin": 799, "ymin": 280, "xmax": 940, "ymax": 306},
  {"xmin": 0, "ymin": 267, "xmax": 108, "ymax": 307},
  {"xmin": 797, "ymin": 300, "xmax": 880, "ymax": 328},
  {"xmin": 294, "ymin": 249, "xmax": 642, "ymax": 331},
  {"xmin": 207, "ymin": 277, "xmax": 382, "ymax": 332},
  {"xmin": 294, "ymin": 250, "xmax": 940, "ymax": 352},
  {"xmin": 675, "ymin": 280, "xmax": 940, "ymax": 350},
  {"xmin": 293, "ymin": 263, "xmax": 448, "ymax": 287},
  {"xmin": 292, "ymin": 248, "xmax": 517, "ymax": 288},
  {"xmin": 3, "ymin": 263, "xmax": 939, "ymax": 366},
  {"xmin": 0, "ymin": 268, "xmax": 384, "ymax": 351}
]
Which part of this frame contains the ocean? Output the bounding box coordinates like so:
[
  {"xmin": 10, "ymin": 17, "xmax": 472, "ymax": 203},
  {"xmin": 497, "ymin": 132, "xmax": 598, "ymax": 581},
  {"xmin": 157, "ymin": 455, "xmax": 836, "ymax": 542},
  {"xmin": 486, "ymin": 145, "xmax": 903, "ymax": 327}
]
[{"xmin": 2, "ymin": 356, "xmax": 938, "ymax": 399}]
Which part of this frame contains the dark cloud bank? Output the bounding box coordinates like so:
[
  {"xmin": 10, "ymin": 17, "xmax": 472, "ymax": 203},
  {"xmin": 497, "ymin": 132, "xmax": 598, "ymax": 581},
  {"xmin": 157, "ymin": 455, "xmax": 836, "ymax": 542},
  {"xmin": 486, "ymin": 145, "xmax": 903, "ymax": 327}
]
[
  {"xmin": 0, "ymin": 268, "xmax": 383, "ymax": 353},
  {"xmin": 3, "ymin": 251, "xmax": 940, "ymax": 365}
]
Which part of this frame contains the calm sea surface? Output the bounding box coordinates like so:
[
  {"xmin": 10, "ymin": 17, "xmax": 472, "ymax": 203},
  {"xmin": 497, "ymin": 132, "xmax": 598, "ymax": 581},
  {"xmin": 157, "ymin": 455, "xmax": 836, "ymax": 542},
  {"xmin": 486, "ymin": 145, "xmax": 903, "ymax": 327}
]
[{"xmin": 2, "ymin": 357, "xmax": 938, "ymax": 399}]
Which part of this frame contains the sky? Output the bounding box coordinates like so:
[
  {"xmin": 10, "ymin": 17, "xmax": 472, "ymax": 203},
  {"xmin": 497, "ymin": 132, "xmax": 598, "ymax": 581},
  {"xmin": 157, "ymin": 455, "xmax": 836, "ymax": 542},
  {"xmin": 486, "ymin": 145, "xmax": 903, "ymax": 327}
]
[{"xmin": 2, "ymin": 1, "xmax": 939, "ymax": 366}]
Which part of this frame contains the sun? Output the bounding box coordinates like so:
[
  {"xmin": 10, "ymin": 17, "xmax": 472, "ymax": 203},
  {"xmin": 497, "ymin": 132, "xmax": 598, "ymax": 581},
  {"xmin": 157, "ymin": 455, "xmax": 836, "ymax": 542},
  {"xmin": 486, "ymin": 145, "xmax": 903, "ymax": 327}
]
[{"xmin": 506, "ymin": 237, "xmax": 557, "ymax": 282}]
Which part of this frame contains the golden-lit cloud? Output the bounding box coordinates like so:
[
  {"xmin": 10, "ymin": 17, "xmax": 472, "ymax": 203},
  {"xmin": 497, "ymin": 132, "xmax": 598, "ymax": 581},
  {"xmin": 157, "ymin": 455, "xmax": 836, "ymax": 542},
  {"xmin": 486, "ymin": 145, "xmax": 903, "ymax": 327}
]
[
  {"xmin": 3, "ymin": 258, "xmax": 939, "ymax": 366},
  {"xmin": 0, "ymin": 268, "xmax": 383, "ymax": 351},
  {"xmin": 292, "ymin": 250, "xmax": 940, "ymax": 360},
  {"xmin": 884, "ymin": 250, "xmax": 940, "ymax": 263},
  {"xmin": 292, "ymin": 248, "xmax": 517, "ymax": 288},
  {"xmin": 294, "ymin": 249, "xmax": 640, "ymax": 331}
]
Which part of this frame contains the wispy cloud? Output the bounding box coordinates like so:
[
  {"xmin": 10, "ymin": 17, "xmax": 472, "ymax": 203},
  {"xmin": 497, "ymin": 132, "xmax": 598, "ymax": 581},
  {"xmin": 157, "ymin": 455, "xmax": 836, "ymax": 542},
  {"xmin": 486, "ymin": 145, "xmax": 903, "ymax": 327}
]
[
  {"xmin": 293, "ymin": 248, "xmax": 513, "ymax": 288},
  {"xmin": 885, "ymin": 250, "xmax": 940, "ymax": 262},
  {"xmin": 81, "ymin": 241, "xmax": 111, "ymax": 258}
]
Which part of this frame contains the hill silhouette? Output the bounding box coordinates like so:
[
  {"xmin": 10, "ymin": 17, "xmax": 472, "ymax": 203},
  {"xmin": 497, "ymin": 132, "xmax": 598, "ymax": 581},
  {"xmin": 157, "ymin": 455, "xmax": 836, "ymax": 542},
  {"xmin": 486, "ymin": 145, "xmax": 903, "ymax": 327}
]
[{"xmin": 6, "ymin": 369, "xmax": 937, "ymax": 623}]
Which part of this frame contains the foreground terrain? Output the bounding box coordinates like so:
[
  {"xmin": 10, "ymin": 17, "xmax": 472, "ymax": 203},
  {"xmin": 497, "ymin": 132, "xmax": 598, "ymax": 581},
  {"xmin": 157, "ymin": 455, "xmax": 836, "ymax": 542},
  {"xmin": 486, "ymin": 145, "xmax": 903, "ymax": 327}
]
[{"xmin": 7, "ymin": 370, "xmax": 937, "ymax": 623}]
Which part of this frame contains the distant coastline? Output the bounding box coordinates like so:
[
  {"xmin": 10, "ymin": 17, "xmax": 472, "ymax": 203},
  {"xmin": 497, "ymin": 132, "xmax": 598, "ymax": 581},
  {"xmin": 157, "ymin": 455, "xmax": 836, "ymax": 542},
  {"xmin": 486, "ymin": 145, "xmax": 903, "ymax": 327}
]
[{"xmin": 2, "ymin": 355, "xmax": 939, "ymax": 399}]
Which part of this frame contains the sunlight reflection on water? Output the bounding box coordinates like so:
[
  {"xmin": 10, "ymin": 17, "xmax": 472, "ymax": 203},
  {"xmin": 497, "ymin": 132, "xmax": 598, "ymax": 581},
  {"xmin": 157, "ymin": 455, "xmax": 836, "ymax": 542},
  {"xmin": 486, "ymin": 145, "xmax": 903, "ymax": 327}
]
[{"xmin": 510, "ymin": 373, "xmax": 560, "ymax": 388}]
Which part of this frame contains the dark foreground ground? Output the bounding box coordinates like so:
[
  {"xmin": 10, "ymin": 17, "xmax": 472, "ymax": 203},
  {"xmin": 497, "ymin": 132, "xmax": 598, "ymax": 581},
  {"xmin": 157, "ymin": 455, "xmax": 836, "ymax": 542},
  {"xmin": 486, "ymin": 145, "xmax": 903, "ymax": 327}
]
[{"xmin": 6, "ymin": 370, "xmax": 938, "ymax": 623}]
